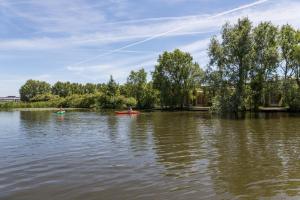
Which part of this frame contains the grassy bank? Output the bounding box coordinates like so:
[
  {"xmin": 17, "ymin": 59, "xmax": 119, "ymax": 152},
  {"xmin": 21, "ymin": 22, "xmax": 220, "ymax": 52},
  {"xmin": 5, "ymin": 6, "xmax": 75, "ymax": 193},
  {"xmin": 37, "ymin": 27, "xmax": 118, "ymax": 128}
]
[
  {"xmin": 0, "ymin": 92, "xmax": 138, "ymax": 110},
  {"xmin": 0, "ymin": 101, "xmax": 57, "ymax": 109}
]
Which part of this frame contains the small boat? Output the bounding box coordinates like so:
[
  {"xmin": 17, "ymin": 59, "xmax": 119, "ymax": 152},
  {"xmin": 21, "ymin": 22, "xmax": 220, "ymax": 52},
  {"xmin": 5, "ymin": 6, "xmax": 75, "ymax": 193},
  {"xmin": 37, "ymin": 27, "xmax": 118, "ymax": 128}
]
[
  {"xmin": 115, "ymin": 111, "xmax": 140, "ymax": 115},
  {"xmin": 56, "ymin": 111, "xmax": 66, "ymax": 115}
]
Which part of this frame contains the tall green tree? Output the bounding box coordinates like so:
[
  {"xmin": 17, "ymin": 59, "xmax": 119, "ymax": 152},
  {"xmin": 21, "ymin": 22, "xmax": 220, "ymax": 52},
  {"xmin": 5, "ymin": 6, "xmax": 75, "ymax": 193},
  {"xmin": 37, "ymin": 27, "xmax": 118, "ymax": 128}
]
[
  {"xmin": 69, "ymin": 83, "xmax": 84, "ymax": 95},
  {"xmin": 251, "ymin": 22, "xmax": 279, "ymax": 110},
  {"xmin": 20, "ymin": 79, "xmax": 51, "ymax": 102},
  {"xmin": 279, "ymin": 25, "xmax": 298, "ymax": 104},
  {"xmin": 106, "ymin": 75, "xmax": 119, "ymax": 97},
  {"xmin": 52, "ymin": 81, "xmax": 71, "ymax": 97},
  {"xmin": 84, "ymin": 83, "xmax": 97, "ymax": 94},
  {"xmin": 207, "ymin": 37, "xmax": 228, "ymax": 112},
  {"xmin": 285, "ymin": 30, "xmax": 300, "ymax": 111},
  {"xmin": 152, "ymin": 49, "xmax": 203, "ymax": 108},
  {"xmin": 292, "ymin": 31, "xmax": 300, "ymax": 88},
  {"xmin": 126, "ymin": 69, "xmax": 158, "ymax": 108},
  {"xmin": 208, "ymin": 18, "xmax": 254, "ymax": 112},
  {"xmin": 126, "ymin": 68, "xmax": 147, "ymax": 108},
  {"xmin": 142, "ymin": 82, "xmax": 159, "ymax": 109}
]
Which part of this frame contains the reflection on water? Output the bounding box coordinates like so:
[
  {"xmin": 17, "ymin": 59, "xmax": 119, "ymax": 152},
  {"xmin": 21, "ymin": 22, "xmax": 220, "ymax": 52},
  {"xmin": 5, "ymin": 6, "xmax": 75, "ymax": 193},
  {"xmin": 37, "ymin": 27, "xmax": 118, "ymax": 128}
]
[
  {"xmin": 207, "ymin": 113, "xmax": 300, "ymax": 199},
  {"xmin": 0, "ymin": 111, "xmax": 299, "ymax": 200},
  {"xmin": 151, "ymin": 113, "xmax": 203, "ymax": 175}
]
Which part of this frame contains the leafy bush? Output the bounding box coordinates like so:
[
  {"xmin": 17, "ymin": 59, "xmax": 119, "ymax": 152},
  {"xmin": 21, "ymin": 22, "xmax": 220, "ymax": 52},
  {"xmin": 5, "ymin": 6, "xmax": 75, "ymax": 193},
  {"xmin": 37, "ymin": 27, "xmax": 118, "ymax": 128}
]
[
  {"xmin": 30, "ymin": 93, "xmax": 60, "ymax": 102},
  {"xmin": 0, "ymin": 101, "xmax": 53, "ymax": 109},
  {"xmin": 286, "ymin": 84, "xmax": 300, "ymax": 111},
  {"xmin": 19, "ymin": 80, "xmax": 51, "ymax": 102},
  {"xmin": 96, "ymin": 95, "xmax": 137, "ymax": 109}
]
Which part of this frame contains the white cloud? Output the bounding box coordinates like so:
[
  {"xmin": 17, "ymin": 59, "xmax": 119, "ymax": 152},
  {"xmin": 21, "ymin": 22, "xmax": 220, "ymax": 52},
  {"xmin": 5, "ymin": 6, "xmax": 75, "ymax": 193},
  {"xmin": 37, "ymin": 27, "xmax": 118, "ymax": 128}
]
[
  {"xmin": 64, "ymin": 0, "xmax": 300, "ymax": 81},
  {"xmin": 5, "ymin": 0, "xmax": 296, "ymax": 54},
  {"xmin": 2, "ymin": 0, "xmax": 300, "ymax": 95},
  {"xmin": 0, "ymin": 0, "xmax": 272, "ymax": 52}
]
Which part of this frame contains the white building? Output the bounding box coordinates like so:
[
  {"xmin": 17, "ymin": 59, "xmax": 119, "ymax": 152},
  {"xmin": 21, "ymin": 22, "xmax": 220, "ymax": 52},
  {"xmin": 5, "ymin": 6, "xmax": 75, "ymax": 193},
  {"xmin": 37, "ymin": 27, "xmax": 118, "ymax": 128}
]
[{"xmin": 0, "ymin": 96, "xmax": 20, "ymax": 102}]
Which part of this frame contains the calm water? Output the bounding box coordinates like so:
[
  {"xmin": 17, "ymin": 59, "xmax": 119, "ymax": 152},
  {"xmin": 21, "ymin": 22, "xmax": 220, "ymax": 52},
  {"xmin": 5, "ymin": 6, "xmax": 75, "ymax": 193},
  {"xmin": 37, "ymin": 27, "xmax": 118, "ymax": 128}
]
[{"xmin": 0, "ymin": 111, "xmax": 300, "ymax": 200}]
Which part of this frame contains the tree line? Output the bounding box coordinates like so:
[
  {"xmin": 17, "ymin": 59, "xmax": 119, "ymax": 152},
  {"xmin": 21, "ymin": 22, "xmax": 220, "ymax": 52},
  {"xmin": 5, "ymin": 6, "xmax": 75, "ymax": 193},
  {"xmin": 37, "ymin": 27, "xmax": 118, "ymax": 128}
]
[
  {"xmin": 207, "ymin": 18, "xmax": 300, "ymax": 112},
  {"xmin": 8, "ymin": 18, "xmax": 300, "ymax": 112},
  {"xmin": 17, "ymin": 71, "xmax": 159, "ymax": 109},
  {"xmin": 16, "ymin": 49, "xmax": 203, "ymax": 110}
]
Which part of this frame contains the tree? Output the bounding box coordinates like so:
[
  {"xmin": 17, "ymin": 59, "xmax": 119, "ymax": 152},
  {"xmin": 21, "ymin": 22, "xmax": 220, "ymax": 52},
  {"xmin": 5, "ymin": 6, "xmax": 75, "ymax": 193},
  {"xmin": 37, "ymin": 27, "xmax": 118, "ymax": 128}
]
[
  {"xmin": 250, "ymin": 22, "xmax": 279, "ymax": 110},
  {"xmin": 208, "ymin": 18, "xmax": 254, "ymax": 112},
  {"xmin": 96, "ymin": 83, "xmax": 107, "ymax": 93},
  {"xmin": 279, "ymin": 25, "xmax": 298, "ymax": 104},
  {"xmin": 52, "ymin": 81, "xmax": 71, "ymax": 97},
  {"xmin": 152, "ymin": 49, "xmax": 203, "ymax": 108},
  {"xmin": 84, "ymin": 83, "xmax": 97, "ymax": 94},
  {"xmin": 19, "ymin": 79, "xmax": 51, "ymax": 102},
  {"xmin": 106, "ymin": 75, "xmax": 119, "ymax": 97},
  {"xmin": 224, "ymin": 18, "xmax": 253, "ymax": 111},
  {"xmin": 142, "ymin": 82, "xmax": 159, "ymax": 109},
  {"xmin": 70, "ymin": 83, "xmax": 84, "ymax": 95},
  {"xmin": 30, "ymin": 93, "xmax": 60, "ymax": 102},
  {"xmin": 293, "ymin": 31, "xmax": 300, "ymax": 88},
  {"xmin": 207, "ymin": 37, "xmax": 228, "ymax": 112},
  {"xmin": 126, "ymin": 68, "xmax": 147, "ymax": 108},
  {"xmin": 285, "ymin": 30, "xmax": 300, "ymax": 111},
  {"xmin": 123, "ymin": 69, "xmax": 158, "ymax": 109}
]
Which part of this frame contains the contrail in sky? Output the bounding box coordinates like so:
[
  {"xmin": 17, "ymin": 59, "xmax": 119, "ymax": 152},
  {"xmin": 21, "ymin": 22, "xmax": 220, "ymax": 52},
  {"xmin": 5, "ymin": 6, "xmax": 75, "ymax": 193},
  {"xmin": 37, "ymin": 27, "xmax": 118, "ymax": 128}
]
[{"xmin": 69, "ymin": 0, "xmax": 270, "ymax": 67}]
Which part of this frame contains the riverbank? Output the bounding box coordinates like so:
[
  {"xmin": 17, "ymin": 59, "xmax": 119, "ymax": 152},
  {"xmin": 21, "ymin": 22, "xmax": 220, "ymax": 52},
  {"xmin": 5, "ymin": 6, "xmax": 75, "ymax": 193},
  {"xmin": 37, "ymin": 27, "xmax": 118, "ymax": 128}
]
[
  {"xmin": 0, "ymin": 101, "xmax": 297, "ymax": 113},
  {"xmin": 7, "ymin": 108, "xmax": 88, "ymax": 112},
  {"xmin": 259, "ymin": 107, "xmax": 289, "ymax": 112}
]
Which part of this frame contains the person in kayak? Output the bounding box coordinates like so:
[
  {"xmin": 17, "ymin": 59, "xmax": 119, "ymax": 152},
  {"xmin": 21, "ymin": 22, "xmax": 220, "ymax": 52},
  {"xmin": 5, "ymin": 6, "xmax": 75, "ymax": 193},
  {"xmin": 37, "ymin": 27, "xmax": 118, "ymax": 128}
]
[
  {"xmin": 128, "ymin": 106, "xmax": 133, "ymax": 113},
  {"xmin": 58, "ymin": 106, "xmax": 65, "ymax": 112}
]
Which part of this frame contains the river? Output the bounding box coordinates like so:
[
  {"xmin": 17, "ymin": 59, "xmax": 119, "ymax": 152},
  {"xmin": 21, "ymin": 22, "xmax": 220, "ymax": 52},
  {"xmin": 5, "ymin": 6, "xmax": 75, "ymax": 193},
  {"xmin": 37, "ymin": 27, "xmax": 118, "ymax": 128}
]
[{"xmin": 0, "ymin": 111, "xmax": 299, "ymax": 200}]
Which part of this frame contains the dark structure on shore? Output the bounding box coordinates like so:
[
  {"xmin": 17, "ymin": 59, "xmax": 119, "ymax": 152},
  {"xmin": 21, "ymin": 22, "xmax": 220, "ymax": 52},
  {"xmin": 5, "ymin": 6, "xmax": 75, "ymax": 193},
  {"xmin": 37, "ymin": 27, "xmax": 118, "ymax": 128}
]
[{"xmin": 0, "ymin": 96, "xmax": 20, "ymax": 102}]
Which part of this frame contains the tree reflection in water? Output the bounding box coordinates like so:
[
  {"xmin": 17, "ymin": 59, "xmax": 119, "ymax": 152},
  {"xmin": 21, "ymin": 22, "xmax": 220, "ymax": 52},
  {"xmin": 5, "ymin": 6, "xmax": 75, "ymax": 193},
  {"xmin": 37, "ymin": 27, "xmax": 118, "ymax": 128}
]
[
  {"xmin": 151, "ymin": 112, "xmax": 204, "ymax": 177},
  {"xmin": 207, "ymin": 113, "xmax": 300, "ymax": 199}
]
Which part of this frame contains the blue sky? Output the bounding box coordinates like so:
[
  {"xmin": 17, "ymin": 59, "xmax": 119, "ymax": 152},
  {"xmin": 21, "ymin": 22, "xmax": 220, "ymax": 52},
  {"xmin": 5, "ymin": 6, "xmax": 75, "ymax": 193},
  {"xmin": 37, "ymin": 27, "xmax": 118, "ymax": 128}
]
[{"xmin": 1, "ymin": 0, "xmax": 300, "ymax": 96}]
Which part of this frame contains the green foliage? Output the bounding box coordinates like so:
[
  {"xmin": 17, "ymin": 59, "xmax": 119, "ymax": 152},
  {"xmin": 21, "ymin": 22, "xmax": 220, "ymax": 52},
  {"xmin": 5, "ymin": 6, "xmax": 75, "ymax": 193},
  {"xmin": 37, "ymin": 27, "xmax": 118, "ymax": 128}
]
[
  {"xmin": 63, "ymin": 94, "xmax": 86, "ymax": 108},
  {"xmin": 283, "ymin": 80, "xmax": 300, "ymax": 111},
  {"xmin": 52, "ymin": 81, "xmax": 71, "ymax": 97},
  {"xmin": 123, "ymin": 97, "xmax": 138, "ymax": 108},
  {"xmin": 279, "ymin": 25, "xmax": 297, "ymax": 79},
  {"xmin": 124, "ymin": 69, "xmax": 158, "ymax": 109},
  {"xmin": 96, "ymin": 94, "xmax": 137, "ymax": 109},
  {"xmin": 152, "ymin": 49, "xmax": 204, "ymax": 108},
  {"xmin": 52, "ymin": 81, "xmax": 99, "ymax": 97},
  {"xmin": 207, "ymin": 18, "xmax": 300, "ymax": 113},
  {"xmin": 142, "ymin": 83, "xmax": 159, "ymax": 109},
  {"xmin": 106, "ymin": 75, "xmax": 119, "ymax": 97},
  {"xmin": 30, "ymin": 93, "xmax": 60, "ymax": 102},
  {"xmin": 84, "ymin": 83, "xmax": 97, "ymax": 94},
  {"xmin": 126, "ymin": 68, "xmax": 147, "ymax": 108},
  {"xmin": 293, "ymin": 31, "xmax": 300, "ymax": 88},
  {"xmin": 20, "ymin": 80, "xmax": 51, "ymax": 102},
  {"xmin": 288, "ymin": 90, "xmax": 300, "ymax": 111},
  {"xmin": 61, "ymin": 93, "xmax": 101, "ymax": 108},
  {"xmin": 8, "ymin": 18, "xmax": 300, "ymax": 113},
  {"xmin": 279, "ymin": 25, "xmax": 298, "ymax": 105},
  {"xmin": 209, "ymin": 95, "xmax": 222, "ymax": 113},
  {"xmin": 0, "ymin": 101, "xmax": 54, "ymax": 109},
  {"xmin": 13, "ymin": 76, "xmax": 138, "ymax": 110},
  {"xmin": 250, "ymin": 22, "xmax": 279, "ymax": 110},
  {"xmin": 208, "ymin": 18, "xmax": 255, "ymax": 112},
  {"xmin": 222, "ymin": 18, "xmax": 253, "ymax": 111}
]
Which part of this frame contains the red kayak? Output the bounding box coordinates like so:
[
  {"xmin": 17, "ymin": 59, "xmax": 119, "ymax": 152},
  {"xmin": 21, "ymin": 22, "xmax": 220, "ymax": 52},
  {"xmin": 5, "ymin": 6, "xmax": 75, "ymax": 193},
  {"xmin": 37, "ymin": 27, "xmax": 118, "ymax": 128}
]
[{"xmin": 115, "ymin": 111, "xmax": 140, "ymax": 115}]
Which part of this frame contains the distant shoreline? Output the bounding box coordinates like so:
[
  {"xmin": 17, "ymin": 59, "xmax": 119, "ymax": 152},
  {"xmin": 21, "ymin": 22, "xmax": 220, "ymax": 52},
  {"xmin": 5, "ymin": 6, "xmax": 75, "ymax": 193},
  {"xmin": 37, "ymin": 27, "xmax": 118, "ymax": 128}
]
[
  {"xmin": 0, "ymin": 108, "xmax": 89, "ymax": 111},
  {"xmin": 0, "ymin": 106, "xmax": 296, "ymax": 113}
]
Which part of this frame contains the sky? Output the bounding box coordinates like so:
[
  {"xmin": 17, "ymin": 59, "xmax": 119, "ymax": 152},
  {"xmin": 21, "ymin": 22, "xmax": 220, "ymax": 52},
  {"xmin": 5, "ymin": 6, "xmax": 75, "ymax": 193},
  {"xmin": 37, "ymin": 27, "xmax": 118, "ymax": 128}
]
[{"xmin": 1, "ymin": 0, "xmax": 300, "ymax": 96}]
